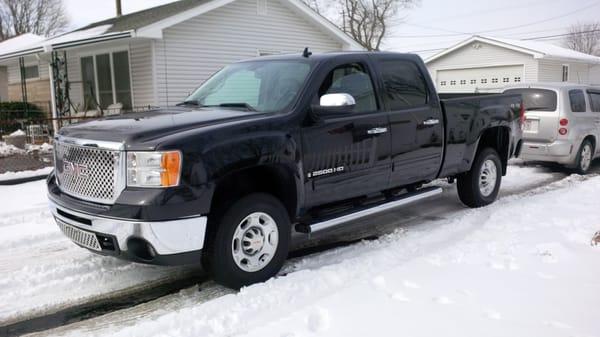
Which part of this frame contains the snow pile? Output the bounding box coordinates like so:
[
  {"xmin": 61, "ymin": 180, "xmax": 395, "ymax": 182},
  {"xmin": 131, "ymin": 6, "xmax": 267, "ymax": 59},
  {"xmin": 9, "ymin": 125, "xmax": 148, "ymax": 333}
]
[
  {"xmin": 0, "ymin": 166, "xmax": 53, "ymax": 182},
  {"xmin": 26, "ymin": 142, "xmax": 53, "ymax": 154},
  {"xmin": 9, "ymin": 129, "xmax": 26, "ymax": 137},
  {"xmin": 36, "ymin": 167, "xmax": 600, "ymax": 337},
  {"xmin": 0, "ymin": 141, "xmax": 25, "ymax": 157}
]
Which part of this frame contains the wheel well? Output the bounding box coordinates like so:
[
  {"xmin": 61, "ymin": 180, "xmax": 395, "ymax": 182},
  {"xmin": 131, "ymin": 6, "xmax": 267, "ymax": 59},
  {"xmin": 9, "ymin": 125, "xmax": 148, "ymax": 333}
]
[
  {"xmin": 582, "ymin": 135, "xmax": 596, "ymax": 151},
  {"xmin": 476, "ymin": 127, "xmax": 511, "ymax": 175},
  {"xmin": 210, "ymin": 165, "xmax": 297, "ymax": 220}
]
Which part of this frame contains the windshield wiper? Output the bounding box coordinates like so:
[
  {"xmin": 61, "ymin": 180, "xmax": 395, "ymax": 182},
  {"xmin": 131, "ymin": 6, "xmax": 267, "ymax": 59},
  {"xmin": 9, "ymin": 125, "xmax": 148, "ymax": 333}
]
[
  {"xmin": 524, "ymin": 107, "xmax": 552, "ymax": 111},
  {"xmin": 176, "ymin": 100, "xmax": 202, "ymax": 107},
  {"xmin": 214, "ymin": 103, "xmax": 257, "ymax": 111}
]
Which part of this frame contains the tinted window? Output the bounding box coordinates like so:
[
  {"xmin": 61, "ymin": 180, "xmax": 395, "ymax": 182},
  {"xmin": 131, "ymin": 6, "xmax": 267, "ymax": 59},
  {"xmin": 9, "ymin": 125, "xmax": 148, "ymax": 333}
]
[
  {"xmin": 379, "ymin": 60, "xmax": 428, "ymax": 110},
  {"xmin": 568, "ymin": 90, "xmax": 586, "ymax": 112},
  {"xmin": 589, "ymin": 92, "xmax": 600, "ymax": 112},
  {"xmin": 319, "ymin": 63, "xmax": 377, "ymax": 113},
  {"xmin": 503, "ymin": 88, "xmax": 557, "ymax": 111}
]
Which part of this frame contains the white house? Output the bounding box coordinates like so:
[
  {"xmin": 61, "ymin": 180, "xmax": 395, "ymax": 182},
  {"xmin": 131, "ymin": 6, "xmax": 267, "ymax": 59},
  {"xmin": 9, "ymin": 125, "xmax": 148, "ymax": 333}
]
[
  {"xmin": 425, "ymin": 35, "xmax": 600, "ymax": 94},
  {"xmin": 0, "ymin": 33, "xmax": 45, "ymax": 103},
  {"xmin": 0, "ymin": 0, "xmax": 362, "ymax": 122}
]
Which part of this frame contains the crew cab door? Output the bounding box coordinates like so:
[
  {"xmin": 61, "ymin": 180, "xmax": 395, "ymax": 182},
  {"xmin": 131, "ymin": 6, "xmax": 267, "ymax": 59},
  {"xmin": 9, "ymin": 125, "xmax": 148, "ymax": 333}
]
[
  {"xmin": 371, "ymin": 55, "xmax": 443, "ymax": 187},
  {"xmin": 301, "ymin": 57, "xmax": 391, "ymax": 208}
]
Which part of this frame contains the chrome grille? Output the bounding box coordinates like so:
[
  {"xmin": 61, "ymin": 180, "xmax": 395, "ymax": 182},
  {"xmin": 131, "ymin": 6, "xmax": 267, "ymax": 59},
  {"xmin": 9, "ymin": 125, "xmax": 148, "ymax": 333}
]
[
  {"xmin": 55, "ymin": 140, "xmax": 124, "ymax": 204},
  {"xmin": 57, "ymin": 219, "xmax": 102, "ymax": 251}
]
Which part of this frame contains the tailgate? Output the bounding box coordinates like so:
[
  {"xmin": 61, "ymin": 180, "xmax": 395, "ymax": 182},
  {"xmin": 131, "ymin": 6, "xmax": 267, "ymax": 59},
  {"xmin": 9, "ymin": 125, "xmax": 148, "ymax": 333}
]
[{"xmin": 504, "ymin": 88, "xmax": 559, "ymax": 142}]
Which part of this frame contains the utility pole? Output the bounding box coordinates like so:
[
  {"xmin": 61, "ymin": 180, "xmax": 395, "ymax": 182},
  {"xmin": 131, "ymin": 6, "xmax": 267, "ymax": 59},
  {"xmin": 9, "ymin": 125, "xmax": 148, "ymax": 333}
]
[{"xmin": 116, "ymin": 0, "xmax": 122, "ymax": 17}]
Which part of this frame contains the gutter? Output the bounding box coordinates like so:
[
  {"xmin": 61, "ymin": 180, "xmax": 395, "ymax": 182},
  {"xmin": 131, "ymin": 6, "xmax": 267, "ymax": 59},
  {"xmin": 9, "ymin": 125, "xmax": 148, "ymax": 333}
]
[{"xmin": 0, "ymin": 30, "xmax": 135, "ymax": 61}]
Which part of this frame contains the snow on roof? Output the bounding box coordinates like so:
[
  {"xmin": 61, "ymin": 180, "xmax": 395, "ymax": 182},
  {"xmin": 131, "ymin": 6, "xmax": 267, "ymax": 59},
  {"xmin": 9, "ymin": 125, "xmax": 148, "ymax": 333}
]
[
  {"xmin": 42, "ymin": 25, "xmax": 115, "ymax": 46},
  {"xmin": 426, "ymin": 35, "xmax": 600, "ymax": 64},
  {"xmin": 484, "ymin": 36, "xmax": 600, "ymax": 64},
  {"xmin": 0, "ymin": 33, "xmax": 45, "ymax": 55}
]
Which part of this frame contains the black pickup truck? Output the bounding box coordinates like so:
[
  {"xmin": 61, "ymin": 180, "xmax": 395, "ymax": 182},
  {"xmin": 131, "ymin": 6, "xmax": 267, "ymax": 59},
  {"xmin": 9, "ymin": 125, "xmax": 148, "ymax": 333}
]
[{"xmin": 48, "ymin": 52, "xmax": 523, "ymax": 288}]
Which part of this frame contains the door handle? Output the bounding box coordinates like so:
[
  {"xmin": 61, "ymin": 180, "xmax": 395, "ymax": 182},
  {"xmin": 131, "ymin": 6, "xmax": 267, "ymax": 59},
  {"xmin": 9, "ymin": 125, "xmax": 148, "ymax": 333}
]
[
  {"xmin": 422, "ymin": 119, "xmax": 440, "ymax": 126},
  {"xmin": 367, "ymin": 127, "xmax": 388, "ymax": 135}
]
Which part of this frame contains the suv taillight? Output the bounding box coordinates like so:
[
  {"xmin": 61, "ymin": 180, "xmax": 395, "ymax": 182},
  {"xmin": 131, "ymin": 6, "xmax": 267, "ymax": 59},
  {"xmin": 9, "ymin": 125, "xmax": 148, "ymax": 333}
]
[
  {"xmin": 560, "ymin": 118, "xmax": 569, "ymax": 126},
  {"xmin": 519, "ymin": 102, "xmax": 526, "ymax": 125}
]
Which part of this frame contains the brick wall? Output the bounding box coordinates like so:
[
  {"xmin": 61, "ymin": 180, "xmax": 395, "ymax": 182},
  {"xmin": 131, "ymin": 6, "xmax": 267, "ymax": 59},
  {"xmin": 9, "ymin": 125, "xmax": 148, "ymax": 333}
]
[{"xmin": 8, "ymin": 79, "xmax": 52, "ymax": 115}]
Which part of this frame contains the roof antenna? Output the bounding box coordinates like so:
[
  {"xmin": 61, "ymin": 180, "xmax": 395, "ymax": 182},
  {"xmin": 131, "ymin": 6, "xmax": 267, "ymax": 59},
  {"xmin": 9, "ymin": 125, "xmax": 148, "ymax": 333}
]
[{"xmin": 302, "ymin": 47, "xmax": 312, "ymax": 58}]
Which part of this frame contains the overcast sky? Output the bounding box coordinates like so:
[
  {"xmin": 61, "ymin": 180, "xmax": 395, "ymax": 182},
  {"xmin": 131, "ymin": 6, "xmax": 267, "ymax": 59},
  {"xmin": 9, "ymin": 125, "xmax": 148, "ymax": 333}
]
[{"xmin": 64, "ymin": 0, "xmax": 599, "ymax": 57}]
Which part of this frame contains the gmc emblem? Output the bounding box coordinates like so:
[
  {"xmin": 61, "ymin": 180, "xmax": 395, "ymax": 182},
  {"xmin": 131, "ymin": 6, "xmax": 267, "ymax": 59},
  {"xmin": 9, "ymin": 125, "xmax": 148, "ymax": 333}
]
[{"xmin": 63, "ymin": 160, "xmax": 89, "ymax": 178}]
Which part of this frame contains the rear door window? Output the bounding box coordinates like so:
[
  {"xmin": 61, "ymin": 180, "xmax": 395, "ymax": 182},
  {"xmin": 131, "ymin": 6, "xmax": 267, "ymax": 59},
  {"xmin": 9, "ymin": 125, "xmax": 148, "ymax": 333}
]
[
  {"xmin": 504, "ymin": 88, "xmax": 557, "ymax": 111},
  {"xmin": 568, "ymin": 89, "xmax": 587, "ymax": 112},
  {"xmin": 378, "ymin": 60, "xmax": 429, "ymax": 110},
  {"xmin": 588, "ymin": 92, "xmax": 600, "ymax": 112}
]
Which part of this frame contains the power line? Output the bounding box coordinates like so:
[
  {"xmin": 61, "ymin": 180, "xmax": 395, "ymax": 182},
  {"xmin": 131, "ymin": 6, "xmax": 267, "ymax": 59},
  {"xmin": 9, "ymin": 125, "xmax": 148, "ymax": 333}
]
[
  {"xmin": 522, "ymin": 29, "xmax": 600, "ymax": 40},
  {"xmin": 388, "ymin": 0, "xmax": 600, "ymax": 38}
]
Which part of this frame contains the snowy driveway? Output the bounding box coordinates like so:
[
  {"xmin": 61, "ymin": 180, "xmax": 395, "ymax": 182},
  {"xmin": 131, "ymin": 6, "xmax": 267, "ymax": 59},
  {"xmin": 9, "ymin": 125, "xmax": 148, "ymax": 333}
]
[{"xmin": 1, "ymin": 162, "xmax": 599, "ymax": 336}]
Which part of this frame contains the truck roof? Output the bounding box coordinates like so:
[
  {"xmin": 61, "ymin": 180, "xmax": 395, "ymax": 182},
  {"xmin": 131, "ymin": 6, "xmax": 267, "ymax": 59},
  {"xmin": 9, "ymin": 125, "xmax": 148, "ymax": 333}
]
[{"xmin": 236, "ymin": 51, "xmax": 424, "ymax": 64}]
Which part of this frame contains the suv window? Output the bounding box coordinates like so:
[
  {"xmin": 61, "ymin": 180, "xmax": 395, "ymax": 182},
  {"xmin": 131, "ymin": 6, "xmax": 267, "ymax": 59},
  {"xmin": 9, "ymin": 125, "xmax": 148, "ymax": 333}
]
[
  {"xmin": 569, "ymin": 89, "xmax": 587, "ymax": 112},
  {"xmin": 503, "ymin": 88, "xmax": 557, "ymax": 111},
  {"xmin": 379, "ymin": 60, "xmax": 428, "ymax": 110},
  {"xmin": 589, "ymin": 92, "xmax": 600, "ymax": 112},
  {"xmin": 318, "ymin": 63, "xmax": 377, "ymax": 113}
]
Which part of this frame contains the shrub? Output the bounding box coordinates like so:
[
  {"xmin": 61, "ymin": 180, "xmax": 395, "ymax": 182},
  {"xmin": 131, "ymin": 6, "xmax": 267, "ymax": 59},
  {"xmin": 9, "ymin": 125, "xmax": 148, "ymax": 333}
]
[{"xmin": 0, "ymin": 101, "xmax": 45, "ymax": 120}]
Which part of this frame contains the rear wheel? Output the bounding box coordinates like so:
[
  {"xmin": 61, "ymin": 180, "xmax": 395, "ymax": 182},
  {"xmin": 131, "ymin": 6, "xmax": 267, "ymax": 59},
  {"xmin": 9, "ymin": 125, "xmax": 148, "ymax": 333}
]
[
  {"xmin": 457, "ymin": 148, "xmax": 502, "ymax": 208},
  {"xmin": 203, "ymin": 193, "xmax": 291, "ymax": 289},
  {"xmin": 573, "ymin": 140, "xmax": 594, "ymax": 175}
]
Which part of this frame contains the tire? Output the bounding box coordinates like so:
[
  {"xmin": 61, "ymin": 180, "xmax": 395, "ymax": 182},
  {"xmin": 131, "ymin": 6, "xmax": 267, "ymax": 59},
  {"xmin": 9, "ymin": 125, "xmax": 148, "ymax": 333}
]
[
  {"xmin": 573, "ymin": 140, "xmax": 594, "ymax": 175},
  {"xmin": 202, "ymin": 193, "xmax": 291, "ymax": 289},
  {"xmin": 457, "ymin": 148, "xmax": 502, "ymax": 208}
]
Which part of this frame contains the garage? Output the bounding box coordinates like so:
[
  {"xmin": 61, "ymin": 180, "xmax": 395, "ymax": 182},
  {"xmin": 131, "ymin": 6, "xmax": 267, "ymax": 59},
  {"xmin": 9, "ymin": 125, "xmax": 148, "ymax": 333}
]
[{"xmin": 436, "ymin": 65, "xmax": 524, "ymax": 93}]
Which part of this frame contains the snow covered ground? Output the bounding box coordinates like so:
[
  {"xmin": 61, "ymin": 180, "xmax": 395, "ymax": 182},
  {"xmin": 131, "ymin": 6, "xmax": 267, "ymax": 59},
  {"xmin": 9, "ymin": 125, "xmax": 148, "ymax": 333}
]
[
  {"xmin": 0, "ymin": 167, "xmax": 53, "ymax": 182},
  {"xmin": 2, "ymin": 163, "xmax": 599, "ymax": 336}
]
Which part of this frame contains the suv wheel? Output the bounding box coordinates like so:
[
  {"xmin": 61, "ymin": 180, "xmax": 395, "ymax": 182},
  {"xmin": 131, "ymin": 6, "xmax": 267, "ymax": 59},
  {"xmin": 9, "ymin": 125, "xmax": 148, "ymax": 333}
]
[
  {"xmin": 203, "ymin": 193, "xmax": 291, "ymax": 289},
  {"xmin": 457, "ymin": 148, "xmax": 502, "ymax": 208},
  {"xmin": 574, "ymin": 140, "xmax": 594, "ymax": 175}
]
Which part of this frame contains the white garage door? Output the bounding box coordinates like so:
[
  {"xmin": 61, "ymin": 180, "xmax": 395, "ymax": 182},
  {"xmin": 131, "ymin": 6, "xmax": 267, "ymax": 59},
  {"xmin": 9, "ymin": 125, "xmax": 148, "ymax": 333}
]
[{"xmin": 436, "ymin": 65, "xmax": 524, "ymax": 93}]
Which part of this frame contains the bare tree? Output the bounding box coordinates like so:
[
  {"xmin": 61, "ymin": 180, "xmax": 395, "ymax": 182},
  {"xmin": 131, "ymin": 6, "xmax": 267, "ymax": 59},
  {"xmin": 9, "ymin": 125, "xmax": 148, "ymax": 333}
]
[
  {"xmin": 0, "ymin": 0, "xmax": 69, "ymax": 41},
  {"xmin": 304, "ymin": 0, "xmax": 419, "ymax": 51},
  {"xmin": 564, "ymin": 22, "xmax": 600, "ymax": 56}
]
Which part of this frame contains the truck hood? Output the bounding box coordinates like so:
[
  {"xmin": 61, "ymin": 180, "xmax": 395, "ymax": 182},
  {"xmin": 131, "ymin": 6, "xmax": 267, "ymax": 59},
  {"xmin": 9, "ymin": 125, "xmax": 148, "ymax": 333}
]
[{"xmin": 58, "ymin": 107, "xmax": 266, "ymax": 149}]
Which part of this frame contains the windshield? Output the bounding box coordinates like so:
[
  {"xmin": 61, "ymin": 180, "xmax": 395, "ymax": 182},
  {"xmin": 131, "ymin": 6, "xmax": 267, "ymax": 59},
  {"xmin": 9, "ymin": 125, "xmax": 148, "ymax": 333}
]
[
  {"xmin": 184, "ymin": 60, "xmax": 312, "ymax": 113},
  {"xmin": 504, "ymin": 88, "xmax": 557, "ymax": 111}
]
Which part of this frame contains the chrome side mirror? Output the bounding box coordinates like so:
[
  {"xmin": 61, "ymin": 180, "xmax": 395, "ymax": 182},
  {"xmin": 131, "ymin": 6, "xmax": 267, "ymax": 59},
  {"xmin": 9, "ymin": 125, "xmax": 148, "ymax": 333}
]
[{"xmin": 319, "ymin": 93, "xmax": 356, "ymax": 107}]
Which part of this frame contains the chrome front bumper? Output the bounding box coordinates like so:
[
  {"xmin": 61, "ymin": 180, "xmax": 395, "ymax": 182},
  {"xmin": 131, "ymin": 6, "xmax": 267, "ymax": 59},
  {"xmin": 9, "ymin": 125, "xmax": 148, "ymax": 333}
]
[
  {"xmin": 519, "ymin": 140, "xmax": 576, "ymax": 164},
  {"xmin": 49, "ymin": 198, "xmax": 207, "ymax": 262}
]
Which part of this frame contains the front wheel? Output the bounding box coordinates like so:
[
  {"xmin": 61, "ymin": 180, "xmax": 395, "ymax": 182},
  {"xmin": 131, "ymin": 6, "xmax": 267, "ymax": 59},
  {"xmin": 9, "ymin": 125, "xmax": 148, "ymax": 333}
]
[
  {"xmin": 457, "ymin": 148, "xmax": 502, "ymax": 208},
  {"xmin": 203, "ymin": 193, "xmax": 291, "ymax": 289}
]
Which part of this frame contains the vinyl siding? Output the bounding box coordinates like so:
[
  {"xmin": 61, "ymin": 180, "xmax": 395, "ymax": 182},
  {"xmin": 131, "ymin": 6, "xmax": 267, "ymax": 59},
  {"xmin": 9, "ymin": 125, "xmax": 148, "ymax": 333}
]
[
  {"xmin": 154, "ymin": 0, "xmax": 343, "ymax": 105},
  {"xmin": 130, "ymin": 39, "xmax": 155, "ymax": 106},
  {"xmin": 7, "ymin": 57, "xmax": 50, "ymax": 84},
  {"xmin": 426, "ymin": 41, "xmax": 537, "ymax": 87},
  {"xmin": 537, "ymin": 60, "xmax": 593, "ymax": 84}
]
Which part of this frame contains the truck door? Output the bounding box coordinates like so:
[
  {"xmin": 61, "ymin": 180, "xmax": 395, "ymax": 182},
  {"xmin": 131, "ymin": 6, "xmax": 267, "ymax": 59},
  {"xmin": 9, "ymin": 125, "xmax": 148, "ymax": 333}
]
[
  {"xmin": 301, "ymin": 58, "xmax": 391, "ymax": 208},
  {"xmin": 372, "ymin": 55, "xmax": 444, "ymax": 187}
]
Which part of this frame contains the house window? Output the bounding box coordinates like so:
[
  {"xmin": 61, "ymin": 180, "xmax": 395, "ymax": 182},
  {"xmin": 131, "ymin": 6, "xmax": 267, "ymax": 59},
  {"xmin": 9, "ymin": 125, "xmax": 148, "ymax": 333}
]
[
  {"xmin": 440, "ymin": 81, "xmax": 447, "ymax": 86},
  {"xmin": 450, "ymin": 80, "xmax": 456, "ymax": 85},
  {"xmin": 470, "ymin": 79, "xmax": 476, "ymax": 84},
  {"xmin": 503, "ymin": 77, "xmax": 509, "ymax": 83},
  {"xmin": 23, "ymin": 65, "xmax": 39, "ymax": 79},
  {"xmin": 80, "ymin": 51, "xmax": 132, "ymax": 111},
  {"xmin": 460, "ymin": 80, "xmax": 466, "ymax": 85},
  {"xmin": 481, "ymin": 79, "xmax": 487, "ymax": 84},
  {"xmin": 562, "ymin": 65, "xmax": 569, "ymax": 82},
  {"xmin": 492, "ymin": 78, "xmax": 498, "ymax": 83}
]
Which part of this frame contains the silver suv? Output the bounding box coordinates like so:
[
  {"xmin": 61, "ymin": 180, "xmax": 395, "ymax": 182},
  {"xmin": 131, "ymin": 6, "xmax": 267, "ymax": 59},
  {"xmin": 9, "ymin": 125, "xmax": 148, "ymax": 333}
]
[{"xmin": 503, "ymin": 83, "xmax": 600, "ymax": 174}]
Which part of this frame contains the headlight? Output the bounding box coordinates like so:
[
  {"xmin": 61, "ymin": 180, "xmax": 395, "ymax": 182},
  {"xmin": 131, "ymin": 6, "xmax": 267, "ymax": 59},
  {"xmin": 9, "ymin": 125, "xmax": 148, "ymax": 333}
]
[{"xmin": 127, "ymin": 151, "xmax": 181, "ymax": 187}]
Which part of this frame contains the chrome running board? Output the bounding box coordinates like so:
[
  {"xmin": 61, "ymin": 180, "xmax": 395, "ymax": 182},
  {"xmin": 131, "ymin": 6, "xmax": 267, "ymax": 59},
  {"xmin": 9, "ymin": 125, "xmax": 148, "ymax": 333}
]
[{"xmin": 301, "ymin": 187, "xmax": 443, "ymax": 234}]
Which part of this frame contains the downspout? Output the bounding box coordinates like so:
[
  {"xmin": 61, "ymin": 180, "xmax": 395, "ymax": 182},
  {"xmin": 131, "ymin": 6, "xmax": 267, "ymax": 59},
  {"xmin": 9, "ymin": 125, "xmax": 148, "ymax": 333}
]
[{"xmin": 48, "ymin": 62, "xmax": 58, "ymax": 135}]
